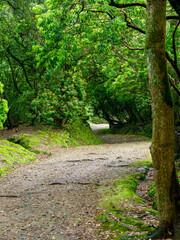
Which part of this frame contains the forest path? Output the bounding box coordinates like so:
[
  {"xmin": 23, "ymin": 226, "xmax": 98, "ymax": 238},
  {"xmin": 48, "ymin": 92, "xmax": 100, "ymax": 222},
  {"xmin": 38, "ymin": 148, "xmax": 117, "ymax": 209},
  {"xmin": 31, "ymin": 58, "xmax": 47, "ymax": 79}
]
[{"xmin": 0, "ymin": 124, "xmax": 151, "ymax": 240}]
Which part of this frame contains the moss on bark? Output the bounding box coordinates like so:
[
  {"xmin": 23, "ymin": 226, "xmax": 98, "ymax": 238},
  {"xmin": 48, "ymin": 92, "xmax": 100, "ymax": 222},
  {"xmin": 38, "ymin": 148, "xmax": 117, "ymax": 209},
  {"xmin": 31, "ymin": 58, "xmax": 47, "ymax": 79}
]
[{"xmin": 145, "ymin": 0, "xmax": 180, "ymax": 237}]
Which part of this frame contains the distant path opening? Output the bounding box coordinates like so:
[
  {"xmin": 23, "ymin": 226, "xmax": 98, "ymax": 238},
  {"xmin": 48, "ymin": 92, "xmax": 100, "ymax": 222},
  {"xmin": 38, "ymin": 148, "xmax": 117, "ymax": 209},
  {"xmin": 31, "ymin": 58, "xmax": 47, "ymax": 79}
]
[{"xmin": 89, "ymin": 122, "xmax": 109, "ymax": 132}]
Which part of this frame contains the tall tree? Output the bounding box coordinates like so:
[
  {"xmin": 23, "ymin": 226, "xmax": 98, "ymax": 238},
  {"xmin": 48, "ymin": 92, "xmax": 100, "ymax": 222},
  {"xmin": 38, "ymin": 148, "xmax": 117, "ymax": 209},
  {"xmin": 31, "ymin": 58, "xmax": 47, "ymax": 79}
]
[
  {"xmin": 108, "ymin": 0, "xmax": 180, "ymax": 238},
  {"xmin": 146, "ymin": 0, "xmax": 180, "ymax": 238}
]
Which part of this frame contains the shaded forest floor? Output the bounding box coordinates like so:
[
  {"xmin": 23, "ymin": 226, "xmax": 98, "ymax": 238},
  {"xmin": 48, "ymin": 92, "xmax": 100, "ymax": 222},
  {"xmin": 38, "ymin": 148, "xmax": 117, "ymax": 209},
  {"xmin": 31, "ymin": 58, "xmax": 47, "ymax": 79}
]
[{"xmin": 0, "ymin": 124, "xmax": 159, "ymax": 240}]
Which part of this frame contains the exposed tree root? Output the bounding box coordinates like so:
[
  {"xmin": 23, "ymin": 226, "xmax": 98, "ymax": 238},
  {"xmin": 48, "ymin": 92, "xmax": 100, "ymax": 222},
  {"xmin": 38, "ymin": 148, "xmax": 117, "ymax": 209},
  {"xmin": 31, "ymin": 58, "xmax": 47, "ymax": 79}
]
[
  {"xmin": 0, "ymin": 195, "xmax": 19, "ymax": 198},
  {"xmin": 147, "ymin": 227, "xmax": 173, "ymax": 239}
]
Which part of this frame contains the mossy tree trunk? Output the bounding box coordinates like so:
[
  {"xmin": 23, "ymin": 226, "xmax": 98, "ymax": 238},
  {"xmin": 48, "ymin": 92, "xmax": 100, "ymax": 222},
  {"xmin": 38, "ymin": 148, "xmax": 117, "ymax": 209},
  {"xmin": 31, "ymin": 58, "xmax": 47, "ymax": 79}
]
[{"xmin": 146, "ymin": 0, "xmax": 180, "ymax": 238}]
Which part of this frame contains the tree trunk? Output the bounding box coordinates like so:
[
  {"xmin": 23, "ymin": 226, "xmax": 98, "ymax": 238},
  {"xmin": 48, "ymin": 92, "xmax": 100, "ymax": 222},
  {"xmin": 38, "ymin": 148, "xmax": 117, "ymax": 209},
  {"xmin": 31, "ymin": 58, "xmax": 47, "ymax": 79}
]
[
  {"xmin": 174, "ymin": 93, "xmax": 180, "ymax": 160},
  {"xmin": 145, "ymin": 0, "xmax": 180, "ymax": 238}
]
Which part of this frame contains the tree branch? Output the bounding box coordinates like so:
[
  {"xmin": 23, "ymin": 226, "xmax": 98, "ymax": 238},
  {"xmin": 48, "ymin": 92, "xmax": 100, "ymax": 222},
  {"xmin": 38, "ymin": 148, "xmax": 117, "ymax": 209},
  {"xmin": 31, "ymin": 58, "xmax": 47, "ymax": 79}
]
[
  {"xmin": 123, "ymin": 38, "xmax": 144, "ymax": 50},
  {"xmin": 7, "ymin": 48, "xmax": 33, "ymax": 89},
  {"xmin": 109, "ymin": 0, "xmax": 146, "ymax": 9},
  {"xmin": 14, "ymin": 37, "xmax": 27, "ymax": 49},
  {"xmin": 107, "ymin": 0, "xmax": 180, "ymax": 82},
  {"xmin": 166, "ymin": 51, "xmax": 180, "ymax": 79},
  {"xmin": 125, "ymin": 23, "xmax": 145, "ymax": 34},
  {"xmin": 121, "ymin": 10, "xmax": 145, "ymax": 34},
  {"xmin": 166, "ymin": 15, "xmax": 180, "ymax": 20},
  {"xmin": 125, "ymin": 45, "xmax": 144, "ymax": 50},
  {"xmin": 75, "ymin": 2, "xmax": 85, "ymax": 23},
  {"xmin": 89, "ymin": 10, "xmax": 115, "ymax": 20},
  {"xmin": 66, "ymin": 2, "xmax": 85, "ymax": 31},
  {"xmin": 6, "ymin": 1, "xmax": 20, "ymax": 10},
  {"xmin": 6, "ymin": 55, "xmax": 22, "ymax": 94},
  {"xmin": 169, "ymin": 74, "xmax": 180, "ymax": 96}
]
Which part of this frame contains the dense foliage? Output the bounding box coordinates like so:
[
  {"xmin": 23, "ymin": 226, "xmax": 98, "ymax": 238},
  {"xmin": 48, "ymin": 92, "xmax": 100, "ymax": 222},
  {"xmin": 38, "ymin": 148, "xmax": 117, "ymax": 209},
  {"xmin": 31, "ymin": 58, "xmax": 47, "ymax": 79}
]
[
  {"xmin": 0, "ymin": 0, "xmax": 179, "ymax": 129},
  {"xmin": 0, "ymin": 82, "xmax": 8, "ymax": 129}
]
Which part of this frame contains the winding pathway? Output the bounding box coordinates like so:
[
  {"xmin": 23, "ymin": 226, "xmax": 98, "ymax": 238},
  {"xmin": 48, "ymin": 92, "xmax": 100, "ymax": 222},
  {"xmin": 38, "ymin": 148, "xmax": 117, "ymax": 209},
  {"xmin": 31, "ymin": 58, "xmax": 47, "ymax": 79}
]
[{"xmin": 0, "ymin": 124, "xmax": 151, "ymax": 240}]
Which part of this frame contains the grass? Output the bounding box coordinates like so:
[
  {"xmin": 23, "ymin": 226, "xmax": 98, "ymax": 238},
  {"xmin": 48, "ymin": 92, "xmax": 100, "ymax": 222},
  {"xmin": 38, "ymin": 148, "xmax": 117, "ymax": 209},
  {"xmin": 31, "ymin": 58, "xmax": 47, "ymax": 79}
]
[{"xmin": 0, "ymin": 140, "xmax": 36, "ymax": 177}]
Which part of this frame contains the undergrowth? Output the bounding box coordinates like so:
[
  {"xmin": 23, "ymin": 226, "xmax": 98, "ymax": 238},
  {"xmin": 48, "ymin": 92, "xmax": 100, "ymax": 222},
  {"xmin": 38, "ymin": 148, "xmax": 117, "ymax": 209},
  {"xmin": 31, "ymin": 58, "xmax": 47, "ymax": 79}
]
[
  {"xmin": 108, "ymin": 122, "xmax": 152, "ymax": 138},
  {"xmin": 0, "ymin": 119, "xmax": 103, "ymax": 176}
]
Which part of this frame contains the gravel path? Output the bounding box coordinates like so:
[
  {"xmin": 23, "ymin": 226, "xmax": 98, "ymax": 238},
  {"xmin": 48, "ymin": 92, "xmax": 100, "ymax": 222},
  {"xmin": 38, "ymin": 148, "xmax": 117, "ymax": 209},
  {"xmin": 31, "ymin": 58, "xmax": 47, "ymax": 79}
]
[
  {"xmin": 0, "ymin": 125, "xmax": 151, "ymax": 240},
  {"xmin": 89, "ymin": 123, "xmax": 109, "ymax": 132}
]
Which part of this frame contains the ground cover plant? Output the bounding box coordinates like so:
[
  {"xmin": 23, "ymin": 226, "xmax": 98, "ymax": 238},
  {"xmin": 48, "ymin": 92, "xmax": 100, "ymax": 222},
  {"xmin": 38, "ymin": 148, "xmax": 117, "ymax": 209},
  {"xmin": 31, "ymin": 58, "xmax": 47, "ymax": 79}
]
[
  {"xmin": 96, "ymin": 159, "xmax": 159, "ymax": 239},
  {"xmin": 0, "ymin": 120, "xmax": 102, "ymax": 176},
  {"xmin": 0, "ymin": 140, "xmax": 36, "ymax": 177}
]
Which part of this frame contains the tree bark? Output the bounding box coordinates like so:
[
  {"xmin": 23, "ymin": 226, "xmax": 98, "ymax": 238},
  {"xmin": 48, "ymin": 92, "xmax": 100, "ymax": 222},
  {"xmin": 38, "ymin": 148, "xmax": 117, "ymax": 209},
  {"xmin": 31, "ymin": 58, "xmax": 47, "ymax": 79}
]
[{"xmin": 145, "ymin": 0, "xmax": 180, "ymax": 238}]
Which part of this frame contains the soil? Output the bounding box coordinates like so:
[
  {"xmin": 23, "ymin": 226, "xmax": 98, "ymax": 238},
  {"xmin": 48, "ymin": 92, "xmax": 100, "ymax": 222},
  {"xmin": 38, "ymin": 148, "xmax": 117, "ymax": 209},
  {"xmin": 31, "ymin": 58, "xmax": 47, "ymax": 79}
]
[{"xmin": 0, "ymin": 124, "xmax": 154, "ymax": 240}]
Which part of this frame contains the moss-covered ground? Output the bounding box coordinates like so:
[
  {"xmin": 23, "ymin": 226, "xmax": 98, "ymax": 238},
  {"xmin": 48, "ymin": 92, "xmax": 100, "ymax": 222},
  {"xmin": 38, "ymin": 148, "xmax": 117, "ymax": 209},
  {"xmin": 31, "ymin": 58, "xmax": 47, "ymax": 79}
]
[
  {"xmin": 66, "ymin": 120, "xmax": 103, "ymax": 145},
  {"xmin": 7, "ymin": 120, "xmax": 103, "ymax": 153},
  {"xmin": 102, "ymin": 122, "xmax": 152, "ymax": 138},
  {"xmin": 0, "ymin": 140, "xmax": 36, "ymax": 177},
  {"xmin": 0, "ymin": 120, "xmax": 103, "ymax": 176},
  {"xmin": 96, "ymin": 159, "xmax": 158, "ymax": 239}
]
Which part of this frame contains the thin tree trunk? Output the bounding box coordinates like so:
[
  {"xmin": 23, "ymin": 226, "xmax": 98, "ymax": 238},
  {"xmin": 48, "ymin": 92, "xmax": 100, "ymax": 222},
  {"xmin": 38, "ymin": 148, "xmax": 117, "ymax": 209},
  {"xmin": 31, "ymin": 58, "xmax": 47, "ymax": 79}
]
[{"xmin": 146, "ymin": 0, "xmax": 180, "ymax": 238}]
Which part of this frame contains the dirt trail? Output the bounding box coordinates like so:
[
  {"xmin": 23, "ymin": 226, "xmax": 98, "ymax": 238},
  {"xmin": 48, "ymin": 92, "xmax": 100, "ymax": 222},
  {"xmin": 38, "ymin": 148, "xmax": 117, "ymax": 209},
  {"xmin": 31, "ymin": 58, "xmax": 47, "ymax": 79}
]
[{"xmin": 0, "ymin": 124, "xmax": 151, "ymax": 240}]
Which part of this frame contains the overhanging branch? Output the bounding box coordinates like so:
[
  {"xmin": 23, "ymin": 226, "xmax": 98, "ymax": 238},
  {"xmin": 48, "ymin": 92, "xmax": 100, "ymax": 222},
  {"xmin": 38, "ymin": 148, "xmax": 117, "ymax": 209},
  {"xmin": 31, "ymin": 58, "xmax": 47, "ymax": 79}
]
[
  {"xmin": 166, "ymin": 51, "xmax": 180, "ymax": 79},
  {"xmin": 121, "ymin": 10, "xmax": 145, "ymax": 34},
  {"xmin": 125, "ymin": 45, "xmax": 144, "ymax": 50},
  {"xmin": 124, "ymin": 38, "xmax": 144, "ymax": 50},
  {"xmin": 109, "ymin": 0, "xmax": 146, "ymax": 9},
  {"xmin": 169, "ymin": 74, "xmax": 180, "ymax": 96},
  {"xmin": 6, "ymin": 1, "xmax": 20, "ymax": 10},
  {"xmin": 89, "ymin": 10, "xmax": 115, "ymax": 20},
  {"xmin": 166, "ymin": 15, "xmax": 180, "ymax": 20}
]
